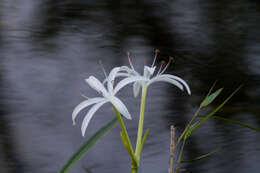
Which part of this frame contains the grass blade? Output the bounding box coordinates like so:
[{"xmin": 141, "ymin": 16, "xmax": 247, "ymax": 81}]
[
  {"xmin": 212, "ymin": 115, "xmax": 260, "ymax": 132},
  {"xmin": 181, "ymin": 147, "xmax": 220, "ymax": 163},
  {"xmin": 58, "ymin": 118, "xmax": 117, "ymax": 173},
  {"xmin": 184, "ymin": 122, "xmax": 199, "ymax": 140},
  {"xmin": 200, "ymin": 88, "xmax": 223, "ymax": 108},
  {"xmin": 191, "ymin": 86, "xmax": 241, "ymax": 134}
]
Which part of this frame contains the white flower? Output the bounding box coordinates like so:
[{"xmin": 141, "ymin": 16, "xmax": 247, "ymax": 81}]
[
  {"xmin": 113, "ymin": 51, "xmax": 191, "ymax": 97},
  {"xmin": 72, "ymin": 67, "xmax": 146, "ymax": 136}
]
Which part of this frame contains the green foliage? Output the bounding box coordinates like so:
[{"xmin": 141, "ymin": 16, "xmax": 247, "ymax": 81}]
[
  {"xmin": 58, "ymin": 118, "xmax": 117, "ymax": 173},
  {"xmin": 211, "ymin": 115, "xmax": 260, "ymax": 132},
  {"xmin": 140, "ymin": 128, "xmax": 150, "ymax": 153},
  {"xmin": 181, "ymin": 147, "xmax": 220, "ymax": 163},
  {"xmin": 200, "ymin": 88, "xmax": 223, "ymax": 108},
  {"xmin": 184, "ymin": 122, "xmax": 199, "ymax": 140}
]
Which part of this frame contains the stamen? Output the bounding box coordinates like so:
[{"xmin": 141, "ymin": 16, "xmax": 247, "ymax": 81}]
[
  {"xmin": 160, "ymin": 56, "xmax": 174, "ymax": 74},
  {"xmin": 157, "ymin": 60, "xmax": 166, "ymax": 75},
  {"xmin": 75, "ymin": 88, "xmax": 88, "ymax": 100},
  {"xmin": 152, "ymin": 49, "xmax": 160, "ymax": 67},
  {"xmin": 98, "ymin": 60, "xmax": 108, "ymax": 79},
  {"xmin": 127, "ymin": 51, "xmax": 135, "ymax": 70}
]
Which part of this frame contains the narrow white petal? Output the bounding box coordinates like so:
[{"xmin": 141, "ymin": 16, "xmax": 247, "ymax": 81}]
[
  {"xmin": 86, "ymin": 76, "xmax": 109, "ymax": 97},
  {"xmin": 120, "ymin": 66, "xmax": 140, "ymax": 76},
  {"xmin": 119, "ymin": 66, "xmax": 132, "ymax": 72},
  {"xmin": 144, "ymin": 66, "xmax": 156, "ymax": 78},
  {"xmin": 81, "ymin": 100, "xmax": 108, "ymax": 136},
  {"xmin": 72, "ymin": 97, "xmax": 105, "ymax": 125},
  {"xmin": 110, "ymin": 97, "xmax": 132, "ymax": 120},
  {"xmin": 113, "ymin": 76, "xmax": 148, "ymax": 94},
  {"xmin": 148, "ymin": 76, "xmax": 184, "ymax": 91},
  {"xmin": 103, "ymin": 73, "xmax": 130, "ymax": 84},
  {"xmin": 133, "ymin": 82, "xmax": 141, "ymax": 97},
  {"xmin": 107, "ymin": 67, "xmax": 121, "ymax": 94},
  {"xmin": 160, "ymin": 74, "xmax": 191, "ymax": 95},
  {"xmin": 108, "ymin": 67, "xmax": 121, "ymax": 82}
]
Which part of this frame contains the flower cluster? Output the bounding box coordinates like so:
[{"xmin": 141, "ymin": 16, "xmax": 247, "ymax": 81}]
[{"xmin": 72, "ymin": 50, "xmax": 191, "ymax": 136}]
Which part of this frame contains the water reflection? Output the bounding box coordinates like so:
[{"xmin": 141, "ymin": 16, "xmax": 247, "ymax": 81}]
[{"xmin": 0, "ymin": 0, "xmax": 260, "ymax": 173}]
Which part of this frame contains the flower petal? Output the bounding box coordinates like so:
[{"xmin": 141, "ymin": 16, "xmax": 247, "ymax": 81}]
[
  {"xmin": 159, "ymin": 74, "xmax": 191, "ymax": 95},
  {"xmin": 72, "ymin": 97, "xmax": 106, "ymax": 125},
  {"xmin": 81, "ymin": 100, "xmax": 108, "ymax": 136},
  {"xmin": 144, "ymin": 66, "xmax": 156, "ymax": 78},
  {"xmin": 147, "ymin": 76, "xmax": 184, "ymax": 91},
  {"xmin": 86, "ymin": 76, "xmax": 109, "ymax": 97},
  {"xmin": 133, "ymin": 82, "xmax": 141, "ymax": 97},
  {"xmin": 113, "ymin": 76, "xmax": 148, "ymax": 94},
  {"xmin": 119, "ymin": 66, "xmax": 140, "ymax": 76},
  {"xmin": 107, "ymin": 67, "xmax": 121, "ymax": 94},
  {"xmin": 103, "ymin": 73, "xmax": 130, "ymax": 84},
  {"xmin": 110, "ymin": 96, "xmax": 132, "ymax": 120}
]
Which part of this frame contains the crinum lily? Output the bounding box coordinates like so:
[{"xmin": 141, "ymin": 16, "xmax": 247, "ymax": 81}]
[
  {"xmin": 113, "ymin": 50, "xmax": 191, "ymax": 96},
  {"xmin": 72, "ymin": 67, "xmax": 146, "ymax": 136},
  {"xmin": 106, "ymin": 51, "xmax": 191, "ymax": 165}
]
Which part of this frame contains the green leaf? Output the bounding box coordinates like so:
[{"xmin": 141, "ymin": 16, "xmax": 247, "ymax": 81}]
[
  {"xmin": 184, "ymin": 122, "xmax": 199, "ymax": 140},
  {"xmin": 212, "ymin": 115, "xmax": 260, "ymax": 132},
  {"xmin": 58, "ymin": 118, "xmax": 117, "ymax": 173},
  {"xmin": 140, "ymin": 128, "xmax": 150, "ymax": 153},
  {"xmin": 200, "ymin": 88, "xmax": 223, "ymax": 108},
  {"xmin": 120, "ymin": 131, "xmax": 130, "ymax": 150},
  {"xmin": 207, "ymin": 81, "xmax": 218, "ymax": 97},
  {"xmin": 119, "ymin": 131, "xmax": 138, "ymax": 168},
  {"xmin": 181, "ymin": 147, "xmax": 220, "ymax": 163},
  {"xmin": 193, "ymin": 86, "xmax": 241, "ymax": 132}
]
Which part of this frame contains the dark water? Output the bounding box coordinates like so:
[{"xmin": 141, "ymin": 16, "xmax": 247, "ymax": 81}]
[{"xmin": 1, "ymin": 1, "xmax": 260, "ymax": 173}]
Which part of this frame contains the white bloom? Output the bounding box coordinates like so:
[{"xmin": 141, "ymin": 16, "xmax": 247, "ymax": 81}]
[
  {"xmin": 113, "ymin": 51, "xmax": 191, "ymax": 97},
  {"xmin": 72, "ymin": 67, "xmax": 146, "ymax": 136}
]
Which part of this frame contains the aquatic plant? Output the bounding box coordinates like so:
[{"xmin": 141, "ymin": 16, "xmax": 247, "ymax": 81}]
[{"xmin": 59, "ymin": 50, "xmax": 257, "ymax": 173}]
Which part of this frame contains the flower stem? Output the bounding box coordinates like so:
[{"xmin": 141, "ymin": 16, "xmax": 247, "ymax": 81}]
[{"xmin": 135, "ymin": 85, "xmax": 148, "ymax": 162}]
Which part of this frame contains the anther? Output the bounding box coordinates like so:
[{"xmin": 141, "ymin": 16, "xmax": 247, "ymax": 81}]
[
  {"xmin": 160, "ymin": 56, "xmax": 174, "ymax": 74},
  {"xmin": 152, "ymin": 49, "xmax": 160, "ymax": 67}
]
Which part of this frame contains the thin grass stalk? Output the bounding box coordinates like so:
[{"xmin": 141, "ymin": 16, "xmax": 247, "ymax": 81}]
[
  {"xmin": 168, "ymin": 125, "xmax": 176, "ymax": 173},
  {"xmin": 175, "ymin": 108, "xmax": 201, "ymax": 148},
  {"xmin": 175, "ymin": 139, "xmax": 186, "ymax": 173}
]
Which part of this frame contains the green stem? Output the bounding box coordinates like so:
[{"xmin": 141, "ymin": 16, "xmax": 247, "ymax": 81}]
[
  {"xmin": 131, "ymin": 168, "xmax": 138, "ymax": 173},
  {"xmin": 135, "ymin": 86, "xmax": 148, "ymax": 161},
  {"xmin": 175, "ymin": 108, "xmax": 201, "ymax": 148},
  {"xmin": 175, "ymin": 139, "xmax": 186, "ymax": 173}
]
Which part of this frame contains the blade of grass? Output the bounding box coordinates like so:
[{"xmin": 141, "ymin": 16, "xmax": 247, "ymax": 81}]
[
  {"xmin": 181, "ymin": 147, "xmax": 220, "ymax": 163},
  {"xmin": 59, "ymin": 118, "xmax": 117, "ymax": 173},
  {"xmin": 212, "ymin": 115, "xmax": 260, "ymax": 132},
  {"xmin": 200, "ymin": 88, "xmax": 223, "ymax": 108},
  {"xmin": 184, "ymin": 121, "xmax": 199, "ymax": 140},
  {"xmin": 175, "ymin": 139, "xmax": 186, "ymax": 173},
  {"xmin": 188, "ymin": 86, "xmax": 241, "ymax": 135}
]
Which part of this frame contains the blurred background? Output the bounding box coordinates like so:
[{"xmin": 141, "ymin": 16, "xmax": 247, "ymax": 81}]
[{"xmin": 0, "ymin": 0, "xmax": 260, "ymax": 173}]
